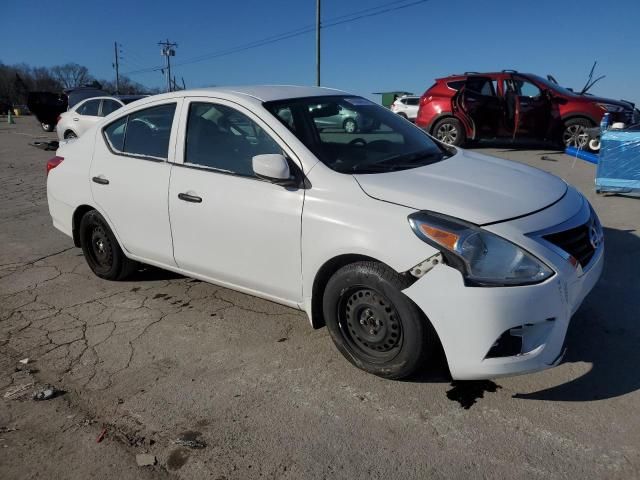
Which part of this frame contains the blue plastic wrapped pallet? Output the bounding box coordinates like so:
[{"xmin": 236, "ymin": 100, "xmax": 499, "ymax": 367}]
[{"xmin": 595, "ymin": 127, "xmax": 640, "ymax": 196}]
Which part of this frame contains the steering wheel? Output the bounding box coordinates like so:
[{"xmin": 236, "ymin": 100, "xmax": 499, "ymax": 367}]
[{"xmin": 348, "ymin": 138, "xmax": 367, "ymax": 147}]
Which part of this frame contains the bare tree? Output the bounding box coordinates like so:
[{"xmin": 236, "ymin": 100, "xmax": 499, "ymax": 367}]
[{"xmin": 50, "ymin": 63, "xmax": 92, "ymax": 89}]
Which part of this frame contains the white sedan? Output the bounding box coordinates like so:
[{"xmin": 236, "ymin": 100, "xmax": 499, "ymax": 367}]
[{"xmin": 46, "ymin": 86, "xmax": 604, "ymax": 380}]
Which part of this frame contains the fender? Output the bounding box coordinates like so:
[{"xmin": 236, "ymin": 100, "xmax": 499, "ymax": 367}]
[{"xmin": 560, "ymin": 111, "xmax": 599, "ymax": 125}]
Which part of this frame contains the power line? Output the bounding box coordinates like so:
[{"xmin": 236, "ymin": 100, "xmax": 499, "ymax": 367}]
[{"xmin": 121, "ymin": 0, "xmax": 430, "ymax": 76}]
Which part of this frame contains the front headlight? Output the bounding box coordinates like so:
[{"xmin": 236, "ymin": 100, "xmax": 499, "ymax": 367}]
[
  {"xmin": 408, "ymin": 212, "xmax": 554, "ymax": 286},
  {"xmin": 596, "ymin": 103, "xmax": 624, "ymax": 113}
]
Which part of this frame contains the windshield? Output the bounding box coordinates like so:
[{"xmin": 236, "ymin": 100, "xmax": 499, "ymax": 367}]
[
  {"xmin": 528, "ymin": 74, "xmax": 576, "ymax": 96},
  {"xmin": 264, "ymin": 95, "xmax": 450, "ymax": 174}
]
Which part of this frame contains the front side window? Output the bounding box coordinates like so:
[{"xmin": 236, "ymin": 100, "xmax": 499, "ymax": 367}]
[
  {"xmin": 265, "ymin": 96, "xmax": 450, "ymax": 174},
  {"xmin": 184, "ymin": 102, "xmax": 281, "ymax": 177},
  {"xmin": 103, "ymin": 103, "xmax": 176, "ymax": 159},
  {"xmin": 509, "ymin": 78, "xmax": 541, "ymax": 98},
  {"xmin": 77, "ymin": 99, "xmax": 100, "ymax": 116}
]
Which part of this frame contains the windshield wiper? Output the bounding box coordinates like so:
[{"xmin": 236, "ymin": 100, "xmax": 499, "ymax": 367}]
[{"xmin": 376, "ymin": 150, "xmax": 446, "ymax": 167}]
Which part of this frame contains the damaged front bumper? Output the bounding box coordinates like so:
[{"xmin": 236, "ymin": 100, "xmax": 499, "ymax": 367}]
[{"xmin": 402, "ymin": 195, "xmax": 604, "ymax": 380}]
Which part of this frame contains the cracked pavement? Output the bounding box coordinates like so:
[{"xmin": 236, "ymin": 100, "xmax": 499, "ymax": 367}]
[{"xmin": 1, "ymin": 118, "xmax": 640, "ymax": 479}]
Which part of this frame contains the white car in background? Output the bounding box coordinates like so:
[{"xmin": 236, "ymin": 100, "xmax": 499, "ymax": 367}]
[
  {"xmin": 391, "ymin": 95, "xmax": 420, "ymax": 121},
  {"xmin": 56, "ymin": 95, "xmax": 145, "ymax": 141},
  {"xmin": 46, "ymin": 86, "xmax": 603, "ymax": 380}
]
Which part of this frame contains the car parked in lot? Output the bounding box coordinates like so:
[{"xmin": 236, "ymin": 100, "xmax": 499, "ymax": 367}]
[
  {"xmin": 46, "ymin": 86, "xmax": 603, "ymax": 380},
  {"xmin": 56, "ymin": 95, "xmax": 146, "ymax": 140},
  {"xmin": 390, "ymin": 95, "xmax": 420, "ymax": 121},
  {"xmin": 416, "ymin": 70, "xmax": 637, "ymax": 148}
]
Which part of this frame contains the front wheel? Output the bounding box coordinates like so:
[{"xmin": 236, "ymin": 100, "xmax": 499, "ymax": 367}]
[
  {"xmin": 562, "ymin": 118, "xmax": 592, "ymax": 149},
  {"xmin": 322, "ymin": 261, "xmax": 436, "ymax": 379},
  {"xmin": 433, "ymin": 117, "xmax": 465, "ymax": 146},
  {"xmin": 64, "ymin": 131, "xmax": 77, "ymax": 140},
  {"xmin": 41, "ymin": 122, "xmax": 54, "ymax": 132},
  {"xmin": 79, "ymin": 210, "xmax": 137, "ymax": 280}
]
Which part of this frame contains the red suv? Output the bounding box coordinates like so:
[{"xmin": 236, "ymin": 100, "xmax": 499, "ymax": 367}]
[{"xmin": 416, "ymin": 70, "xmax": 637, "ymax": 148}]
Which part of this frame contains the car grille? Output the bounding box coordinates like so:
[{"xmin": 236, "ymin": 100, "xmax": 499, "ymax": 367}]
[{"xmin": 543, "ymin": 217, "xmax": 601, "ymax": 268}]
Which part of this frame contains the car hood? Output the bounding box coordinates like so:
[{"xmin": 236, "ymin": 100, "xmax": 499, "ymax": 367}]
[
  {"xmin": 576, "ymin": 94, "xmax": 634, "ymax": 110},
  {"xmin": 354, "ymin": 149, "xmax": 567, "ymax": 225}
]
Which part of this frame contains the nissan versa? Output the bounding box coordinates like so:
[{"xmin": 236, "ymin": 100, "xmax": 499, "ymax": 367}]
[{"xmin": 46, "ymin": 86, "xmax": 604, "ymax": 380}]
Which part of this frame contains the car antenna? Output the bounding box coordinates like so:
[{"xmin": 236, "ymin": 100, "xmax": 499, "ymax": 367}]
[{"xmin": 580, "ymin": 61, "xmax": 606, "ymax": 95}]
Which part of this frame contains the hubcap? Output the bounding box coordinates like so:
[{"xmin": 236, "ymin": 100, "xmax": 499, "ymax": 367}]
[
  {"xmin": 89, "ymin": 226, "xmax": 113, "ymax": 268},
  {"xmin": 340, "ymin": 288, "xmax": 402, "ymax": 360},
  {"xmin": 436, "ymin": 123, "xmax": 457, "ymax": 144},
  {"xmin": 345, "ymin": 120, "xmax": 356, "ymax": 133},
  {"xmin": 563, "ymin": 124, "xmax": 588, "ymax": 148}
]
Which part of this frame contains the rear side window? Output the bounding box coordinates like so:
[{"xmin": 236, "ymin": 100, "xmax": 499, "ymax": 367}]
[
  {"xmin": 77, "ymin": 99, "xmax": 100, "ymax": 116},
  {"xmin": 103, "ymin": 103, "xmax": 176, "ymax": 159},
  {"xmin": 466, "ymin": 77, "xmax": 495, "ymax": 96},
  {"xmin": 406, "ymin": 97, "xmax": 419, "ymax": 106},
  {"xmin": 104, "ymin": 116, "xmax": 127, "ymax": 151}
]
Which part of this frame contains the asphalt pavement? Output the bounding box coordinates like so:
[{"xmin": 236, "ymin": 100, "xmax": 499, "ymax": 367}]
[{"xmin": 1, "ymin": 117, "xmax": 639, "ymax": 479}]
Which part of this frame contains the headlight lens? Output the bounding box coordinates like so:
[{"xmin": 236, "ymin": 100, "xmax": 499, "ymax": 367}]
[
  {"xmin": 596, "ymin": 103, "xmax": 624, "ymax": 113},
  {"xmin": 408, "ymin": 212, "xmax": 554, "ymax": 286}
]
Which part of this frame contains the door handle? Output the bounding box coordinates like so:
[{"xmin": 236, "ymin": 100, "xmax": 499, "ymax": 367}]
[
  {"xmin": 178, "ymin": 192, "xmax": 202, "ymax": 203},
  {"xmin": 92, "ymin": 176, "xmax": 109, "ymax": 185},
  {"xmin": 73, "ymin": 118, "xmax": 79, "ymax": 121}
]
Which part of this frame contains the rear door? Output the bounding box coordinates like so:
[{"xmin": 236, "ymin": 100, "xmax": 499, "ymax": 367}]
[
  {"xmin": 89, "ymin": 100, "xmax": 181, "ymax": 265},
  {"xmin": 454, "ymin": 76, "xmax": 501, "ymax": 139},
  {"xmin": 507, "ymin": 75, "xmax": 552, "ymax": 139}
]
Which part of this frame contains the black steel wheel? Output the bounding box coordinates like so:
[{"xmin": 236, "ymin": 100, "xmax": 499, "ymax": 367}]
[
  {"xmin": 339, "ymin": 286, "xmax": 404, "ymax": 363},
  {"xmin": 79, "ymin": 210, "xmax": 136, "ymax": 280},
  {"xmin": 323, "ymin": 261, "xmax": 437, "ymax": 379}
]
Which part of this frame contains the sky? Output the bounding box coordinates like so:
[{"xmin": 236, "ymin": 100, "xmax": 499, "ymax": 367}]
[{"xmin": 4, "ymin": 0, "xmax": 640, "ymax": 105}]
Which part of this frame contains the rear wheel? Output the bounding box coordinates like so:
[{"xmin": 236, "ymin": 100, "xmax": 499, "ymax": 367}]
[
  {"xmin": 433, "ymin": 117, "xmax": 465, "ymax": 146},
  {"xmin": 562, "ymin": 118, "xmax": 592, "ymax": 149},
  {"xmin": 79, "ymin": 210, "xmax": 136, "ymax": 280},
  {"xmin": 322, "ymin": 261, "xmax": 436, "ymax": 379},
  {"xmin": 41, "ymin": 122, "xmax": 54, "ymax": 132},
  {"xmin": 64, "ymin": 131, "xmax": 77, "ymax": 139}
]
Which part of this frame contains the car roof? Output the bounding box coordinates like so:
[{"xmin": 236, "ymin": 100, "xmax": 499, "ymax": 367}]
[
  {"xmin": 150, "ymin": 85, "xmax": 348, "ymax": 103},
  {"xmin": 436, "ymin": 72, "xmax": 533, "ymax": 81}
]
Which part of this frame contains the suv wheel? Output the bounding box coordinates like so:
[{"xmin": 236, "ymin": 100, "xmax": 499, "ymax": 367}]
[
  {"xmin": 322, "ymin": 261, "xmax": 436, "ymax": 379},
  {"xmin": 41, "ymin": 122, "xmax": 54, "ymax": 132},
  {"xmin": 64, "ymin": 131, "xmax": 77, "ymax": 139},
  {"xmin": 562, "ymin": 118, "xmax": 592, "ymax": 149},
  {"xmin": 433, "ymin": 118, "xmax": 465, "ymax": 146}
]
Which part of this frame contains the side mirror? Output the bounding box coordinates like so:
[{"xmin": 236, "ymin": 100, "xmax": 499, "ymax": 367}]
[{"xmin": 252, "ymin": 153, "xmax": 293, "ymax": 185}]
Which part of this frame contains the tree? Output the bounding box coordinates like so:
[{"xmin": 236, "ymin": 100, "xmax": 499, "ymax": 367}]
[{"xmin": 50, "ymin": 63, "xmax": 92, "ymax": 89}]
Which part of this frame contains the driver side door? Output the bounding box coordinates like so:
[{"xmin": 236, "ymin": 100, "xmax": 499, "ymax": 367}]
[{"xmin": 507, "ymin": 75, "xmax": 552, "ymax": 139}]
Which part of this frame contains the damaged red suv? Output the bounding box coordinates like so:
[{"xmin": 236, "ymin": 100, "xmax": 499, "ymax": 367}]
[{"xmin": 416, "ymin": 70, "xmax": 637, "ymax": 148}]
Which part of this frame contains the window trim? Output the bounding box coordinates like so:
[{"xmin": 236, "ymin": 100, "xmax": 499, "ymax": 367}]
[{"xmin": 101, "ymin": 101, "xmax": 179, "ymax": 163}]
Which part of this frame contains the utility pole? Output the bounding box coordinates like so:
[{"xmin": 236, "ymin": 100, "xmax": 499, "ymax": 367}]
[
  {"xmin": 113, "ymin": 41, "xmax": 120, "ymax": 94},
  {"xmin": 158, "ymin": 39, "xmax": 177, "ymax": 92},
  {"xmin": 316, "ymin": 0, "xmax": 321, "ymax": 86}
]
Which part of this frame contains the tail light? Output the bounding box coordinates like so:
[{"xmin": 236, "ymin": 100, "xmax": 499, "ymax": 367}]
[
  {"xmin": 56, "ymin": 115, "xmax": 62, "ymax": 124},
  {"xmin": 47, "ymin": 156, "xmax": 64, "ymax": 175}
]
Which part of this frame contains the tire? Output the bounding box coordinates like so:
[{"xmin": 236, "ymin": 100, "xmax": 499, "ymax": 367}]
[
  {"xmin": 343, "ymin": 118, "xmax": 358, "ymax": 134},
  {"xmin": 433, "ymin": 117, "xmax": 465, "ymax": 146},
  {"xmin": 41, "ymin": 122, "xmax": 54, "ymax": 132},
  {"xmin": 64, "ymin": 131, "xmax": 77, "ymax": 140},
  {"xmin": 79, "ymin": 210, "xmax": 137, "ymax": 280},
  {"xmin": 322, "ymin": 261, "xmax": 436, "ymax": 379},
  {"xmin": 562, "ymin": 118, "xmax": 593, "ymax": 149},
  {"xmin": 397, "ymin": 112, "xmax": 408, "ymax": 119}
]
